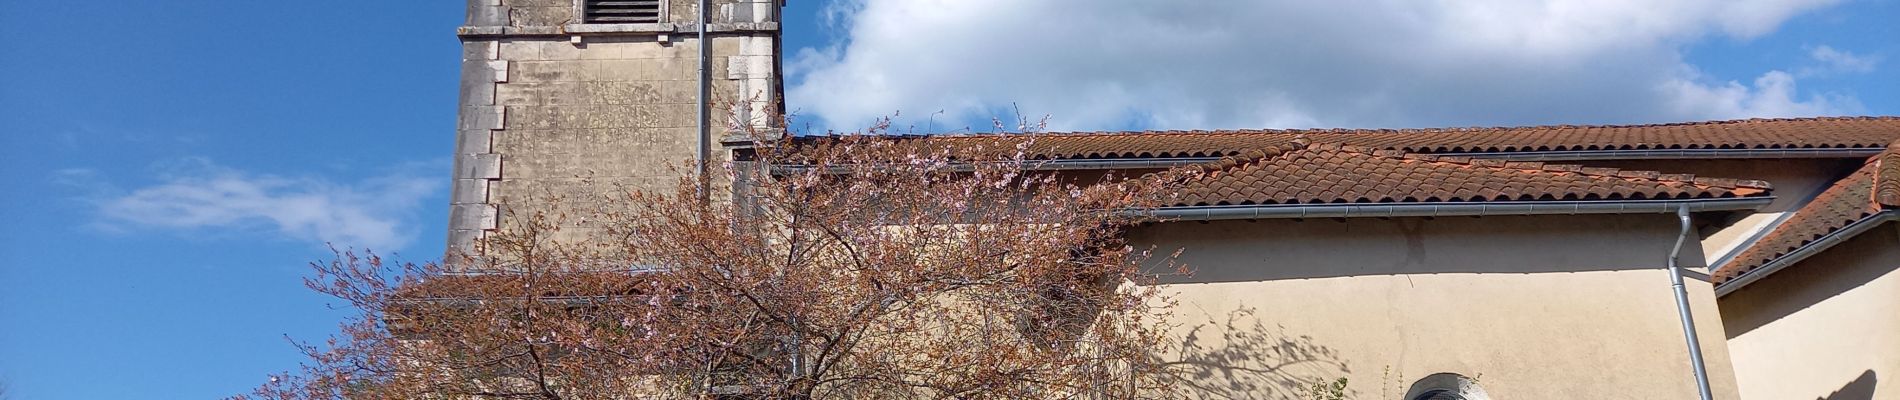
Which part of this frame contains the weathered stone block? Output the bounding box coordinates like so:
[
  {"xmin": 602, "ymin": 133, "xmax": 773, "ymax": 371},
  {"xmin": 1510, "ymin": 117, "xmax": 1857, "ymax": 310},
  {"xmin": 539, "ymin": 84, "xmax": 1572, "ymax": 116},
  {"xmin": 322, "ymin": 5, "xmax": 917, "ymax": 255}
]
[
  {"xmin": 709, "ymin": 36, "xmax": 742, "ymax": 56},
  {"xmin": 487, "ymin": 60, "xmax": 510, "ymax": 83},
  {"xmin": 450, "ymin": 178, "xmax": 492, "ymax": 204},
  {"xmin": 455, "ymin": 129, "xmax": 494, "ymax": 154},
  {"xmin": 467, "ymin": 2, "xmax": 509, "ymax": 27},
  {"xmin": 463, "ymin": 40, "xmax": 499, "ymax": 61},
  {"xmin": 494, "ymin": 176, "xmax": 684, "ymax": 205},
  {"xmin": 493, "ymin": 82, "xmax": 544, "ymax": 106},
  {"xmin": 620, "ymin": 37, "xmax": 674, "ymax": 59},
  {"xmin": 724, "ymin": 55, "xmax": 773, "ymax": 79},
  {"xmin": 450, "ymin": 203, "xmax": 500, "ymax": 230},
  {"xmin": 458, "ymin": 153, "xmax": 504, "ymax": 180},
  {"xmin": 499, "ymin": 150, "xmax": 698, "ymax": 180},
  {"xmin": 498, "ymin": 40, "xmax": 542, "ymax": 60},
  {"xmin": 590, "ymin": 59, "xmax": 696, "ymax": 82},
  {"xmin": 509, "ymin": 6, "xmax": 572, "ymax": 27},
  {"xmin": 511, "ymin": 60, "xmax": 583, "ymax": 82},
  {"xmin": 458, "ymin": 106, "xmax": 507, "ymax": 130},
  {"xmin": 667, "ymin": 0, "xmax": 697, "ymax": 24},
  {"xmin": 498, "ymin": 81, "xmax": 662, "ymax": 106},
  {"xmin": 589, "ymin": 81, "xmax": 670, "ymax": 105},
  {"xmin": 504, "ymin": 0, "xmax": 570, "ymax": 7},
  {"xmin": 537, "ymin": 39, "xmax": 586, "ymax": 60},
  {"xmin": 459, "ymin": 67, "xmax": 498, "ymax": 106},
  {"xmin": 506, "ymin": 104, "xmax": 698, "ymax": 129},
  {"xmin": 493, "ymin": 127, "xmax": 696, "ymax": 155},
  {"xmin": 736, "ymin": 35, "xmax": 774, "ymax": 56},
  {"xmin": 445, "ymin": 229, "xmax": 484, "ymax": 255}
]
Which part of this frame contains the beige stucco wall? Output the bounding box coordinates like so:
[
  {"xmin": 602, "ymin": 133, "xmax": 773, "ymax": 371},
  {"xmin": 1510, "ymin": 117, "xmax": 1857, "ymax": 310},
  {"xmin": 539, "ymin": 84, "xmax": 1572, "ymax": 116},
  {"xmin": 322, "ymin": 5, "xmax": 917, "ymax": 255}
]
[
  {"xmin": 1127, "ymin": 214, "xmax": 1740, "ymax": 399},
  {"xmin": 1719, "ymin": 222, "xmax": 1900, "ymax": 400}
]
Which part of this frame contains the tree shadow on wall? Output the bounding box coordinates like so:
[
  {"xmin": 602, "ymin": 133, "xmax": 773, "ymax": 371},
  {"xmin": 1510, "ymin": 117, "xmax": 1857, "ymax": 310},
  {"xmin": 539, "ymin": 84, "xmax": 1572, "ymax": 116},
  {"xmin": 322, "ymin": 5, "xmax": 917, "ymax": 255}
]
[
  {"xmin": 1819, "ymin": 370, "xmax": 1877, "ymax": 400},
  {"xmin": 1158, "ymin": 306, "xmax": 1353, "ymax": 399}
]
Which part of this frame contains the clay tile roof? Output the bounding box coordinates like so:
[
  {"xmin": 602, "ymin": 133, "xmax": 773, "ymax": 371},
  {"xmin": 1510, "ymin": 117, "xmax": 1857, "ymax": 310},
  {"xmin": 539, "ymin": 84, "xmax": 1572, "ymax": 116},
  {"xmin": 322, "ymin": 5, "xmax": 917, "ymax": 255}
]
[
  {"xmin": 808, "ymin": 117, "xmax": 1900, "ymax": 160},
  {"xmin": 1169, "ymin": 142, "xmax": 1772, "ymax": 207},
  {"xmin": 1716, "ymin": 142, "xmax": 1900, "ymax": 285}
]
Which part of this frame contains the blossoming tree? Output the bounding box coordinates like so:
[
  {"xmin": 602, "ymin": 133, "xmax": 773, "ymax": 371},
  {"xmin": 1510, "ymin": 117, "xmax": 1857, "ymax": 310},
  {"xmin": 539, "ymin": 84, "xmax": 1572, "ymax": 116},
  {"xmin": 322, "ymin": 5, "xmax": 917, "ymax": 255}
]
[{"xmin": 241, "ymin": 123, "xmax": 1196, "ymax": 399}]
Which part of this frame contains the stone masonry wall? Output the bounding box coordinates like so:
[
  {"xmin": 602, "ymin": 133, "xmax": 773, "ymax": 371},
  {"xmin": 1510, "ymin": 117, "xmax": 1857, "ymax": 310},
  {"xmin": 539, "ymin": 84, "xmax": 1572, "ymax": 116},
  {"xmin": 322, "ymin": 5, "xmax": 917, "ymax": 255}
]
[{"xmin": 449, "ymin": 0, "xmax": 780, "ymax": 255}]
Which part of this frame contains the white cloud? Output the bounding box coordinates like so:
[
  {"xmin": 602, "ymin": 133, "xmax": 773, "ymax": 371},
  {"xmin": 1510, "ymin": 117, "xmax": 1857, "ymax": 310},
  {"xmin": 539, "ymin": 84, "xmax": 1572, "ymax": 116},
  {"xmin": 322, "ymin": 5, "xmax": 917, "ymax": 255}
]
[
  {"xmin": 1798, "ymin": 45, "xmax": 1878, "ymax": 77},
  {"xmin": 77, "ymin": 159, "xmax": 444, "ymax": 251},
  {"xmin": 789, "ymin": 0, "xmax": 1856, "ymax": 131},
  {"xmin": 1663, "ymin": 69, "xmax": 1862, "ymax": 119}
]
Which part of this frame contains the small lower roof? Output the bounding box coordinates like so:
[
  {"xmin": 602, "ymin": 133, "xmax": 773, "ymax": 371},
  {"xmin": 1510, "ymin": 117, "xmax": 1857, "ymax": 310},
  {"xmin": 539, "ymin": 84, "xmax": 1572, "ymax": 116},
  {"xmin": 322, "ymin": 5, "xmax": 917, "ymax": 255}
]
[{"xmin": 1715, "ymin": 144, "xmax": 1900, "ymax": 288}]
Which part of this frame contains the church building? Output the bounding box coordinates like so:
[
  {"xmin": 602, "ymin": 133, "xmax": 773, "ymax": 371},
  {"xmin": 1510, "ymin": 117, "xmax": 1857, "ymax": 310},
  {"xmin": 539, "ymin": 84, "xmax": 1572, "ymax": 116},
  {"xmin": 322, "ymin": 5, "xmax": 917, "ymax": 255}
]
[{"xmin": 446, "ymin": 1, "xmax": 1900, "ymax": 398}]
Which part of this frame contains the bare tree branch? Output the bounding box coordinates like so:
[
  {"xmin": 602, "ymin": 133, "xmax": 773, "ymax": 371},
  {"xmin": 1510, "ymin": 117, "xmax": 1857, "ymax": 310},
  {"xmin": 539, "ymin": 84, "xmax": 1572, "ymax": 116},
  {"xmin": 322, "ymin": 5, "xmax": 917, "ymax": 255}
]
[{"xmin": 237, "ymin": 117, "xmax": 1200, "ymax": 400}]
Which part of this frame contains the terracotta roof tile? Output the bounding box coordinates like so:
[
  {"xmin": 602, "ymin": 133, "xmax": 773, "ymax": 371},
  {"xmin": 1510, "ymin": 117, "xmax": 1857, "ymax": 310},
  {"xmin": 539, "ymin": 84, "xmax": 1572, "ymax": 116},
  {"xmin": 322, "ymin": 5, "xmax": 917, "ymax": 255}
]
[
  {"xmin": 1168, "ymin": 142, "xmax": 1771, "ymax": 207},
  {"xmin": 1716, "ymin": 142, "xmax": 1900, "ymax": 284},
  {"xmin": 805, "ymin": 117, "xmax": 1900, "ymax": 160},
  {"xmin": 1878, "ymin": 144, "xmax": 1900, "ymax": 207}
]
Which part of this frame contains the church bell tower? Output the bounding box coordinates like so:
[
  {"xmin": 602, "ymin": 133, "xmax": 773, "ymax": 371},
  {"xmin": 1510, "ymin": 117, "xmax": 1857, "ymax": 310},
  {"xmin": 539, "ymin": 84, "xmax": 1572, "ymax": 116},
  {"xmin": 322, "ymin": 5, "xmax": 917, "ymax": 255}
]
[{"xmin": 447, "ymin": 0, "xmax": 784, "ymax": 253}]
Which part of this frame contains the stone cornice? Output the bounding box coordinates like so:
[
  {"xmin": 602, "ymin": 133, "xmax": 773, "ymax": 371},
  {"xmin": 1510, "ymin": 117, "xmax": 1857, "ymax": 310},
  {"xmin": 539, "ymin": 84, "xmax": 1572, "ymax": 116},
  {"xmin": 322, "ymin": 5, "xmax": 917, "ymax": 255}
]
[{"xmin": 458, "ymin": 22, "xmax": 780, "ymax": 38}]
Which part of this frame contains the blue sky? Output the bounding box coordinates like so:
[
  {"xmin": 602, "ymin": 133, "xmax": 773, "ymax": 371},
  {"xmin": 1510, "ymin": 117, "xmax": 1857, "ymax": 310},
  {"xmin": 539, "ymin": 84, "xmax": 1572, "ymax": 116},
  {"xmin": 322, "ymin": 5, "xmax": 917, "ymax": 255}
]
[{"xmin": 0, "ymin": 1, "xmax": 1895, "ymax": 398}]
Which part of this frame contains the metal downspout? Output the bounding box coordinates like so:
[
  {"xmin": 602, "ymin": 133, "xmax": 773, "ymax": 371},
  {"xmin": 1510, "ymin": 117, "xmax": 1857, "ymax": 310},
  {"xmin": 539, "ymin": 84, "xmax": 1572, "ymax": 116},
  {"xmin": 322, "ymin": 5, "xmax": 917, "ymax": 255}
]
[
  {"xmin": 695, "ymin": 0, "xmax": 712, "ymax": 205},
  {"xmin": 1667, "ymin": 205, "xmax": 1715, "ymax": 400}
]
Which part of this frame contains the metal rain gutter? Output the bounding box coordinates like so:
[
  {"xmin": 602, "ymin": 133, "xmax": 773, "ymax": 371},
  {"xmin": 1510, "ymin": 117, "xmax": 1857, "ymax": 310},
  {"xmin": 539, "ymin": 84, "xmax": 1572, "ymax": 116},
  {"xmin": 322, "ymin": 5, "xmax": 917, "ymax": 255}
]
[
  {"xmin": 1442, "ymin": 147, "xmax": 1883, "ymax": 161},
  {"xmin": 1664, "ymin": 205, "xmax": 1715, "ymax": 400},
  {"xmin": 1715, "ymin": 211, "xmax": 1898, "ymax": 297},
  {"xmin": 767, "ymin": 147, "xmax": 1886, "ymax": 173},
  {"xmin": 1009, "ymin": 148, "xmax": 1884, "ymax": 171},
  {"xmin": 1141, "ymin": 197, "xmax": 1773, "ymax": 221}
]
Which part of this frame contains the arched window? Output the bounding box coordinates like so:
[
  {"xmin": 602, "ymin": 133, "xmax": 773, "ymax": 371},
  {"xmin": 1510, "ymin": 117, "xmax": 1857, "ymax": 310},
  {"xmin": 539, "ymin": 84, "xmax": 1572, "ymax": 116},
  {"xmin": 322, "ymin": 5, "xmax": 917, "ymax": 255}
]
[{"xmin": 1403, "ymin": 373, "xmax": 1488, "ymax": 400}]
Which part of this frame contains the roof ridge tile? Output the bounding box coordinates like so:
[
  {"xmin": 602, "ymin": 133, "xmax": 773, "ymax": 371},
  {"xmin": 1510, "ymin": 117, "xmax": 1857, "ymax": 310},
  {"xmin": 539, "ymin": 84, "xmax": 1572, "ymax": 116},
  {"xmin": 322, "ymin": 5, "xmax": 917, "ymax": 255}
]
[
  {"xmin": 1693, "ymin": 177, "xmax": 1738, "ymax": 188},
  {"xmin": 1877, "ymin": 143, "xmax": 1900, "ymax": 208},
  {"xmin": 1580, "ymin": 167, "xmax": 1621, "ymax": 176},
  {"xmin": 1616, "ymin": 170, "xmax": 1662, "ymax": 179},
  {"xmin": 1021, "ymin": 116, "xmax": 1900, "ymax": 137},
  {"xmin": 1503, "ymin": 161, "xmax": 1545, "ymax": 170},
  {"xmin": 1191, "ymin": 140, "xmax": 1314, "ymax": 174},
  {"xmin": 1542, "ymin": 164, "xmax": 1582, "ymax": 173},
  {"xmin": 792, "ymin": 116, "xmax": 1900, "ymax": 143}
]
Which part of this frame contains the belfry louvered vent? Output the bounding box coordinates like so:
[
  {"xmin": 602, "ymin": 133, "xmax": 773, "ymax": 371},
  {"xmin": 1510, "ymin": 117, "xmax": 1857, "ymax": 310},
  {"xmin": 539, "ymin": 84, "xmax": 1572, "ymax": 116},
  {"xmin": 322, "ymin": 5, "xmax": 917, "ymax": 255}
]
[{"xmin": 583, "ymin": 0, "xmax": 664, "ymax": 23}]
